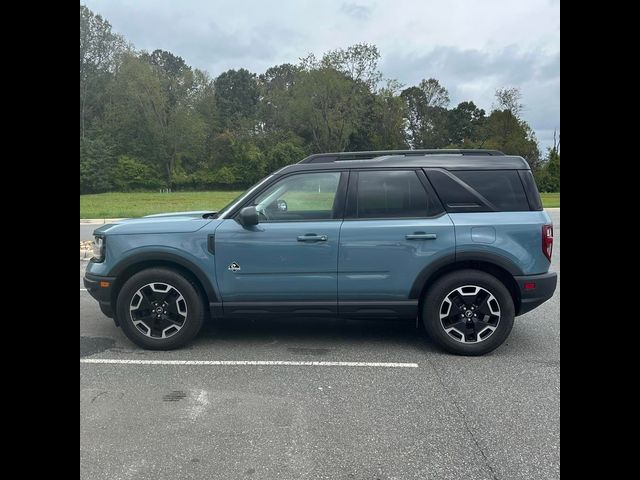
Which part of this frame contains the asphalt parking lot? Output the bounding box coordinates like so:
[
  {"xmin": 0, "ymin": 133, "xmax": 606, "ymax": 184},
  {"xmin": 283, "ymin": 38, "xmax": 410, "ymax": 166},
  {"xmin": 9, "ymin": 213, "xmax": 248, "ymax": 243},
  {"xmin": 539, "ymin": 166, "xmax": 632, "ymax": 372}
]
[{"xmin": 80, "ymin": 210, "xmax": 559, "ymax": 480}]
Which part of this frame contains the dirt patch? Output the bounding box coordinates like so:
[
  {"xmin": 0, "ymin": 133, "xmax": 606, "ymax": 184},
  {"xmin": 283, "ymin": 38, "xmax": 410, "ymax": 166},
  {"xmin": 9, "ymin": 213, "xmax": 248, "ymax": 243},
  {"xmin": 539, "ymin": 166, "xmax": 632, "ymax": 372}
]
[{"xmin": 80, "ymin": 336, "xmax": 116, "ymax": 357}]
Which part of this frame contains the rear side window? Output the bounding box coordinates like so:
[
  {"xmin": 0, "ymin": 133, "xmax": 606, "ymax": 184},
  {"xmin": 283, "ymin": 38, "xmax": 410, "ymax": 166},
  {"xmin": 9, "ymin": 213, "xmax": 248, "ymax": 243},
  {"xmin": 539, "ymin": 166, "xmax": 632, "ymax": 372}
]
[
  {"xmin": 453, "ymin": 171, "xmax": 529, "ymax": 211},
  {"xmin": 351, "ymin": 170, "xmax": 440, "ymax": 218},
  {"xmin": 518, "ymin": 170, "xmax": 543, "ymax": 211},
  {"xmin": 425, "ymin": 169, "xmax": 530, "ymax": 212}
]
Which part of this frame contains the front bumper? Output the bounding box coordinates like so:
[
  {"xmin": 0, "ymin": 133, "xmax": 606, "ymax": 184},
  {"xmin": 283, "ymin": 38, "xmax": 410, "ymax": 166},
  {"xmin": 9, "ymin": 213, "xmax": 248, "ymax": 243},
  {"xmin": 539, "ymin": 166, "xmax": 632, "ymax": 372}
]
[
  {"xmin": 83, "ymin": 273, "xmax": 116, "ymax": 318},
  {"xmin": 514, "ymin": 271, "xmax": 558, "ymax": 316}
]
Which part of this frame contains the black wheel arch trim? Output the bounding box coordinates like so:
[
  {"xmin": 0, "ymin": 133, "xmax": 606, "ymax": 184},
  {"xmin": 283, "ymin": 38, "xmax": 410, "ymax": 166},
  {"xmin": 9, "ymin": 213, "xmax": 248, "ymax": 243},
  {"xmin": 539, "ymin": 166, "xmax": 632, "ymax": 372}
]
[
  {"xmin": 409, "ymin": 251, "xmax": 525, "ymax": 299},
  {"xmin": 108, "ymin": 250, "xmax": 219, "ymax": 303}
]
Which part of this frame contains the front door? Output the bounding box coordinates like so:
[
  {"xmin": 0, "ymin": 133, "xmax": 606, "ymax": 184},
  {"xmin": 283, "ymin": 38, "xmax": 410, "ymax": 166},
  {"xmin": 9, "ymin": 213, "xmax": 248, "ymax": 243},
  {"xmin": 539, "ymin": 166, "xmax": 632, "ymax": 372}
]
[
  {"xmin": 215, "ymin": 171, "xmax": 347, "ymax": 316},
  {"xmin": 338, "ymin": 169, "xmax": 455, "ymax": 318}
]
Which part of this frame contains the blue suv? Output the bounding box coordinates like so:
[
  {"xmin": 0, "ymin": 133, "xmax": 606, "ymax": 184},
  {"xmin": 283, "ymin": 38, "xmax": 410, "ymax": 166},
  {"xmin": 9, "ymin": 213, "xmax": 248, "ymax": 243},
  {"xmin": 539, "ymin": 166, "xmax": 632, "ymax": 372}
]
[{"xmin": 84, "ymin": 149, "xmax": 557, "ymax": 355}]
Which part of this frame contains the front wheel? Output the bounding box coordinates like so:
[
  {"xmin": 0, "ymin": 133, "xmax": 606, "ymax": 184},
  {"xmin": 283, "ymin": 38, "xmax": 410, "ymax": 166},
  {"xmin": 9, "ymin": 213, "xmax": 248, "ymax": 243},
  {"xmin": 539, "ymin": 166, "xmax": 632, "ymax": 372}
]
[
  {"xmin": 422, "ymin": 270, "xmax": 515, "ymax": 356},
  {"xmin": 116, "ymin": 267, "xmax": 204, "ymax": 350}
]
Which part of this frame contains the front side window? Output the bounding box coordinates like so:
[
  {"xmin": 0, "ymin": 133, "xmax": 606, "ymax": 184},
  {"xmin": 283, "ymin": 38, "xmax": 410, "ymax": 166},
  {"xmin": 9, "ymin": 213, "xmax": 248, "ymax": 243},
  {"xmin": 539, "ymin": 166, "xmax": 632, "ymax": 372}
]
[
  {"xmin": 251, "ymin": 171, "xmax": 341, "ymax": 221},
  {"xmin": 353, "ymin": 170, "xmax": 435, "ymax": 218}
]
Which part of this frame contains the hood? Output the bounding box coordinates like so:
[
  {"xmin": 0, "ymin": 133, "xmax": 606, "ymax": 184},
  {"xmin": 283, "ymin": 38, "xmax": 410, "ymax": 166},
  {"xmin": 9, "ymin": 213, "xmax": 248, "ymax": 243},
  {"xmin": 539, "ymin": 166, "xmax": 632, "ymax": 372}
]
[
  {"xmin": 143, "ymin": 210, "xmax": 216, "ymax": 219},
  {"xmin": 93, "ymin": 211, "xmax": 220, "ymax": 236}
]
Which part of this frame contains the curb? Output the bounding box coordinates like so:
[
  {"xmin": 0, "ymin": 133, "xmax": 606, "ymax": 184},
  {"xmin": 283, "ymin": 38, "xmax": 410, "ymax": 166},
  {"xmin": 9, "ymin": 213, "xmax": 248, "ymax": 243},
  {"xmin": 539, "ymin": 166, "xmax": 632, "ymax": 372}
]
[{"xmin": 81, "ymin": 240, "xmax": 93, "ymax": 261}]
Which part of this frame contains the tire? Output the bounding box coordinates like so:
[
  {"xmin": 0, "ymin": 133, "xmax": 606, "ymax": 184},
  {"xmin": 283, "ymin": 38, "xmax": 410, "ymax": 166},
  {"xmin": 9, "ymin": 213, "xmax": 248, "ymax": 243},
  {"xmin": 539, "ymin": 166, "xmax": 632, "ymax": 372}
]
[
  {"xmin": 422, "ymin": 269, "xmax": 515, "ymax": 356},
  {"xmin": 116, "ymin": 267, "xmax": 205, "ymax": 350}
]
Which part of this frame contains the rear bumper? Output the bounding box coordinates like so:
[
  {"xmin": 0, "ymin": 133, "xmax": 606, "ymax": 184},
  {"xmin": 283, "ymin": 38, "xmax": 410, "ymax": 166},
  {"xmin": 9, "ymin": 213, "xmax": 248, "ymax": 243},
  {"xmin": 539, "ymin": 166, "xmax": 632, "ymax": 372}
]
[
  {"xmin": 83, "ymin": 273, "xmax": 116, "ymax": 318},
  {"xmin": 514, "ymin": 271, "xmax": 558, "ymax": 316}
]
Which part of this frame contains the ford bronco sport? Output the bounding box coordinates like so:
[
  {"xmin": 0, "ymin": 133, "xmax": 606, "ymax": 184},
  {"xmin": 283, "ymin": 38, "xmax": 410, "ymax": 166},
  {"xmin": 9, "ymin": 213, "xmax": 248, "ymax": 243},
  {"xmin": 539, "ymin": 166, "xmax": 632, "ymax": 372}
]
[{"xmin": 83, "ymin": 149, "xmax": 557, "ymax": 355}]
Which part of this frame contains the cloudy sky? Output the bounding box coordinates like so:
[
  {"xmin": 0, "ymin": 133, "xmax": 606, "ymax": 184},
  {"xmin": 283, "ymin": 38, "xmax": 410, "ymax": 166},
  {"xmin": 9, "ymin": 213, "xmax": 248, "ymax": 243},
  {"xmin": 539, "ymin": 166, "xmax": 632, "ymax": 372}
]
[{"xmin": 83, "ymin": 0, "xmax": 559, "ymax": 151}]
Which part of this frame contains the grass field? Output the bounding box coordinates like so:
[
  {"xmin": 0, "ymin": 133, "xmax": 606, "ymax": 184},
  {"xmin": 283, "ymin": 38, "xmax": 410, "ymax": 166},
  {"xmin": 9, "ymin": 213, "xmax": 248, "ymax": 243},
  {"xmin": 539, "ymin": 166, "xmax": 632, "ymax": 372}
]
[
  {"xmin": 540, "ymin": 193, "xmax": 560, "ymax": 208},
  {"xmin": 80, "ymin": 191, "xmax": 243, "ymax": 218},
  {"xmin": 81, "ymin": 191, "xmax": 560, "ymax": 218}
]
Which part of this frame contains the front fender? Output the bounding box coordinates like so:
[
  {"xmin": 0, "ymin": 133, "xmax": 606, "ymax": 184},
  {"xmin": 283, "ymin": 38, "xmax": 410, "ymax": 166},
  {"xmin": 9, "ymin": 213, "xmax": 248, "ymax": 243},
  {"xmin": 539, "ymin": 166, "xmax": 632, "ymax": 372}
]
[{"xmin": 107, "ymin": 247, "xmax": 219, "ymax": 303}]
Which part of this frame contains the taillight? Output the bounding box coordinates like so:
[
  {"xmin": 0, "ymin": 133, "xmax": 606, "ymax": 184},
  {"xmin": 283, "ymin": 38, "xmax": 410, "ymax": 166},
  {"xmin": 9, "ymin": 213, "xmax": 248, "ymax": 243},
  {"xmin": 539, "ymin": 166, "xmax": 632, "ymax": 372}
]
[{"xmin": 542, "ymin": 224, "xmax": 553, "ymax": 261}]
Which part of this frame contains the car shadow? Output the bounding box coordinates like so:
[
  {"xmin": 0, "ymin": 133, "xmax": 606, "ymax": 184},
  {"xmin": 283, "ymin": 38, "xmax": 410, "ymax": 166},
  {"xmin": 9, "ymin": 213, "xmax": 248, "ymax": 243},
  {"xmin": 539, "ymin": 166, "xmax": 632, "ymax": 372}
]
[{"xmin": 193, "ymin": 316, "xmax": 440, "ymax": 353}]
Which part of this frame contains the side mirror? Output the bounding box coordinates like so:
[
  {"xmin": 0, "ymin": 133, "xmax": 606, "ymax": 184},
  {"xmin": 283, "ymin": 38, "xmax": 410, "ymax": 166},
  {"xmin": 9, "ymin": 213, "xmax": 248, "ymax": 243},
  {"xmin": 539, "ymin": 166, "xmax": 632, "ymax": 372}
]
[
  {"xmin": 276, "ymin": 199, "xmax": 288, "ymax": 212},
  {"xmin": 236, "ymin": 206, "xmax": 259, "ymax": 228}
]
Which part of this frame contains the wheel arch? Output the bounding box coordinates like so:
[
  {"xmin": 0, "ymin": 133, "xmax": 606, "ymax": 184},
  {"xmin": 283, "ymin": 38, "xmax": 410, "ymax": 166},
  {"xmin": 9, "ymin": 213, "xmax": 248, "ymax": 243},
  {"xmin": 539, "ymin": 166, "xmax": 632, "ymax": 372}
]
[
  {"xmin": 411, "ymin": 254, "xmax": 522, "ymax": 316},
  {"xmin": 108, "ymin": 252, "xmax": 219, "ymax": 314}
]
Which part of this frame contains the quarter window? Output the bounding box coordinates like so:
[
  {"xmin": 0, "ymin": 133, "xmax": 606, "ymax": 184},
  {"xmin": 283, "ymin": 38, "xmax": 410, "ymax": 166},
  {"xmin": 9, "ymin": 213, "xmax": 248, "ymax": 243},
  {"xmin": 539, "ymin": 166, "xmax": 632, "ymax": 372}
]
[{"xmin": 452, "ymin": 170, "xmax": 530, "ymax": 211}]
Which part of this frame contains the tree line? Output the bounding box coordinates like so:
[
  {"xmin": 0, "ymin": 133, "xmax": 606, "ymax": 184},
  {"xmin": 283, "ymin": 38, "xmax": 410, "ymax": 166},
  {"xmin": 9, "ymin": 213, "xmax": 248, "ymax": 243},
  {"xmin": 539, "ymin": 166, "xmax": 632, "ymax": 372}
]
[{"xmin": 80, "ymin": 5, "xmax": 559, "ymax": 194}]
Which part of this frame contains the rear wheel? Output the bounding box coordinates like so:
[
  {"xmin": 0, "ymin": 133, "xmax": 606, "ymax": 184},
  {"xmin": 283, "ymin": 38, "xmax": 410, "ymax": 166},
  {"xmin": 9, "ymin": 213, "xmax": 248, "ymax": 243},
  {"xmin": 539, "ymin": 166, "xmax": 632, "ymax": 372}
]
[
  {"xmin": 116, "ymin": 268, "xmax": 204, "ymax": 350},
  {"xmin": 422, "ymin": 269, "xmax": 514, "ymax": 356}
]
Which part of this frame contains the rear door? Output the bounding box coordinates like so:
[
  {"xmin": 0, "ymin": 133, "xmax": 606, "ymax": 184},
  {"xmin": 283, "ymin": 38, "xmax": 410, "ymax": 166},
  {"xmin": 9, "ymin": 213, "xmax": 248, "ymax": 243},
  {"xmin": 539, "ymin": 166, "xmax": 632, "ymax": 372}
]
[
  {"xmin": 215, "ymin": 170, "xmax": 347, "ymax": 316},
  {"xmin": 337, "ymin": 169, "xmax": 455, "ymax": 318}
]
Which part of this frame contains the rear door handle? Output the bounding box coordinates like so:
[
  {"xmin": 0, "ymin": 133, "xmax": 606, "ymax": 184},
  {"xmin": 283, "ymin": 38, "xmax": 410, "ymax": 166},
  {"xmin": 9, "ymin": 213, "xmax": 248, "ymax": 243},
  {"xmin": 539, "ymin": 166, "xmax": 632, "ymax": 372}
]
[
  {"xmin": 405, "ymin": 233, "xmax": 437, "ymax": 240},
  {"xmin": 297, "ymin": 234, "xmax": 328, "ymax": 242}
]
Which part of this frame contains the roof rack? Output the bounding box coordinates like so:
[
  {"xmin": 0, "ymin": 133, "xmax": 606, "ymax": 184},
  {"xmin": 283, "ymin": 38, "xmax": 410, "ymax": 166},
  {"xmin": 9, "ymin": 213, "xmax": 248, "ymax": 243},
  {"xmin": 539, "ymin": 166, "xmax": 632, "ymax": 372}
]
[{"xmin": 298, "ymin": 149, "xmax": 505, "ymax": 164}]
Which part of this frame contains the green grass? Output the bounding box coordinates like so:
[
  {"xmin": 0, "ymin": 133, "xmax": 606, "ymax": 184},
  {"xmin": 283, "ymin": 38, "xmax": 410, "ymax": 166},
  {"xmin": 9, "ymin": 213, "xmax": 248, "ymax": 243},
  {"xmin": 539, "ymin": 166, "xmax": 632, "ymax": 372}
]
[
  {"xmin": 281, "ymin": 191, "xmax": 336, "ymax": 211},
  {"xmin": 540, "ymin": 193, "xmax": 560, "ymax": 208},
  {"xmin": 80, "ymin": 191, "xmax": 243, "ymax": 218},
  {"xmin": 81, "ymin": 190, "xmax": 560, "ymax": 218}
]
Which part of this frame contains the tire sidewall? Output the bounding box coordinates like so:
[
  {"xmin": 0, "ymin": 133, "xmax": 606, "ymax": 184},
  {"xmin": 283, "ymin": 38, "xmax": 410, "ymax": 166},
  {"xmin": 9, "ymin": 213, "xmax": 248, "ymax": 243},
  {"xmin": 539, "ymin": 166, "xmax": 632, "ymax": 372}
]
[
  {"xmin": 116, "ymin": 268, "xmax": 204, "ymax": 350},
  {"xmin": 422, "ymin": 270, "xmax": 515, "ymax": 356}
]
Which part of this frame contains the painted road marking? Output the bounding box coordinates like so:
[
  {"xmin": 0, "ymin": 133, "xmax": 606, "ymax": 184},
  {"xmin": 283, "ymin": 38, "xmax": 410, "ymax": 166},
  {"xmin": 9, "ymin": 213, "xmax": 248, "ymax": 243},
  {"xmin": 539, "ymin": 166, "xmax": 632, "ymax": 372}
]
[
  {"xmin": 80, "ymin": 359, "xmax": 419, "ymax": 368},
  {"xmin": 80, "ymin": 288, "xmax": 87, "ymax": 291}
]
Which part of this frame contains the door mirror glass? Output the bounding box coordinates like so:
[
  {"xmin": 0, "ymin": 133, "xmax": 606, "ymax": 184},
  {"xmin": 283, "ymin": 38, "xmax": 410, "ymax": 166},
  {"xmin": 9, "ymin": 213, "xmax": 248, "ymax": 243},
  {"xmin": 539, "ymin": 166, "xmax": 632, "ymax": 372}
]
[{"xmin": 237, "ymin": 206, "xmax": 259, "ymax": 228}]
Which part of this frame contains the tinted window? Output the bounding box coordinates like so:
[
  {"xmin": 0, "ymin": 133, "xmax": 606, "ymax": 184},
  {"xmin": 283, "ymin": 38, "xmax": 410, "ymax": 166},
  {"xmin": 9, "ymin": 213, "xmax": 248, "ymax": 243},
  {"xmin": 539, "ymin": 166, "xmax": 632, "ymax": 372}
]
[
  {"xmin": 425, "ymin": 169, "xmax": 489, "ymax": 212},
  {"xmin": 452, "ymin": 170, "xmax": 529, "ymax": 211},
  {"xmin": 518, "ymin": 170, "xmax": 543, "ymax": 211},
  {"xmin": 252, "ymin": 172, "xmax": 341, "ymax": 221},
  {"xmin": 354, "ymin": 170, "xmax": 435, "ymax": 218}
]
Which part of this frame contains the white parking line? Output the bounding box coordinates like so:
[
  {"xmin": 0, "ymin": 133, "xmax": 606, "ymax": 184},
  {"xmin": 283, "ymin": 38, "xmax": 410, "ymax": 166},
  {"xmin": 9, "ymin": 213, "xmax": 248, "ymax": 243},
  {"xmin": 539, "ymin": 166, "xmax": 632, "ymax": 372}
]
[
  {"xmin": 80, "ymin": 359, "xmax": 419, "ymax": 368},
  {"xmin": 80, "ymin": 288, "xmax": 87, "ymax": 291}
]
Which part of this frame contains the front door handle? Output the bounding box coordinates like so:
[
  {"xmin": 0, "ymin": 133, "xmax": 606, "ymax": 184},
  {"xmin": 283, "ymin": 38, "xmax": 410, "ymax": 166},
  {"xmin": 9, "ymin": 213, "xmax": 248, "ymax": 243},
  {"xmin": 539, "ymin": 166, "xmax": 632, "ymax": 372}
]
[
  {"xmin": 406, "ymin": 233, "xmax": 437, "ymax": 240},
  {"xmin": 297, "ymin": 234, "xmax": 328, "ymax": 242}
]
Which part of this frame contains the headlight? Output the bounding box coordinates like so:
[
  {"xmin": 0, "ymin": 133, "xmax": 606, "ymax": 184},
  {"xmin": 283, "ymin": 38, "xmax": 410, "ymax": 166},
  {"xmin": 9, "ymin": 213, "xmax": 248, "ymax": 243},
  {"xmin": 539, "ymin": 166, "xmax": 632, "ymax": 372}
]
[{"xmin": 92, "ymin": 235, "xmax": 105, "ymax": 262}]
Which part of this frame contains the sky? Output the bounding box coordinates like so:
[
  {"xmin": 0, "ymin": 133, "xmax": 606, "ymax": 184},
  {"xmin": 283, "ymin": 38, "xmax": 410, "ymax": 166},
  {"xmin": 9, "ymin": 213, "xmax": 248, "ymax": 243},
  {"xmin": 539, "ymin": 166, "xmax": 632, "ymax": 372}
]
[{"xmin": 83, "ymin": 0, "xmax": 560, "ymax": 152}]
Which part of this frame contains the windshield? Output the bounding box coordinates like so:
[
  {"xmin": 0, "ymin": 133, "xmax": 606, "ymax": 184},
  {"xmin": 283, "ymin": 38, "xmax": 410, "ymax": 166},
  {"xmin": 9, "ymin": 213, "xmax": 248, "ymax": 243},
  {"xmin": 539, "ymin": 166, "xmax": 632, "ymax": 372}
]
[{"xmin": 215, "ymin": 174, "xmax": 274, "ymax": 218}]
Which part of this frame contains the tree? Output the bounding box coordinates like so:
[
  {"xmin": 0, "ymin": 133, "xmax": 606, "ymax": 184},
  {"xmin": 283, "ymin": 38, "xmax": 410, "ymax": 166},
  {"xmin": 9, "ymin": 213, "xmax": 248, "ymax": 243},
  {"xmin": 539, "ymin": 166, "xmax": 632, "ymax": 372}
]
[
  {"xmin": 493, "ymin": 87, "xmax": 523, "ymax": 118},
  {"xmin": 80, "ymin": 5, "xmax": 128, "ymax": 138},
  {"xmin": 474, "ymin": 109, "xmax": 541, "ymax": 169},
  {"xmin": 103, "ymin": 53, "xmax": 206, "ymax": 185},
  {"xmin": 80, "ymin": 135, "xmax": 116, "ymax": 193},
  {"xmin": 264, "ymin": 139, "xmax": 307, "ymax": 172},
  {"xmin": 258, "ymin": 63, "xmax": 301, "ymax": 134},
  {"xmin": 214, "ymin": 69, "xmax": 260, "ymax": 129},
  {"xmin": 349, "ymin": 82, "xmax": 408, "ymax": 151},
  {"xmin": 545, "ymin": 148, "xmax": 560, "ymax": 191},
  {"xmin": 289, "ymin": 67, "xmax": 365, "ymax": 152},
  {"xmin": 419, "ymin": 78, "xmax": 450, "ymax": 108},
  {"xmin": 448, "ymin": 101, "xmax": 486, "ymax": 145},
  {"xmin": 317, "ymin": 43, "xmax": 383, "ymax": 89},
  {"xmin": 535, "ymin": 131, "xmax": 560, "ymax": 192},
  {"xmin": 400, "ymin": 78, "xmax": 451, "ymax": 148}
]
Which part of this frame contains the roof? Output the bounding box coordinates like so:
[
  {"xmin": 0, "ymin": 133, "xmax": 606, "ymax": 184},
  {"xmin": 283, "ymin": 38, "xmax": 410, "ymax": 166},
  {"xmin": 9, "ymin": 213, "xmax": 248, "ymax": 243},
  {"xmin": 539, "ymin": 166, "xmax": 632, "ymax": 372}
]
[{"xmin": 281, "ymin": 149, "xmax": 529, "ymax": 174}]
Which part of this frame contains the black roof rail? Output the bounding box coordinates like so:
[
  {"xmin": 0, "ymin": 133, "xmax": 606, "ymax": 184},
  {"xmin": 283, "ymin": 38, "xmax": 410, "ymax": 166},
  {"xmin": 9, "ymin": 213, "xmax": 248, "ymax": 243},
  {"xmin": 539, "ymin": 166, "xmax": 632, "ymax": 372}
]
[{"xmin": 298, "ymin": 149, "xmax": 505, "ymax": 164}]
